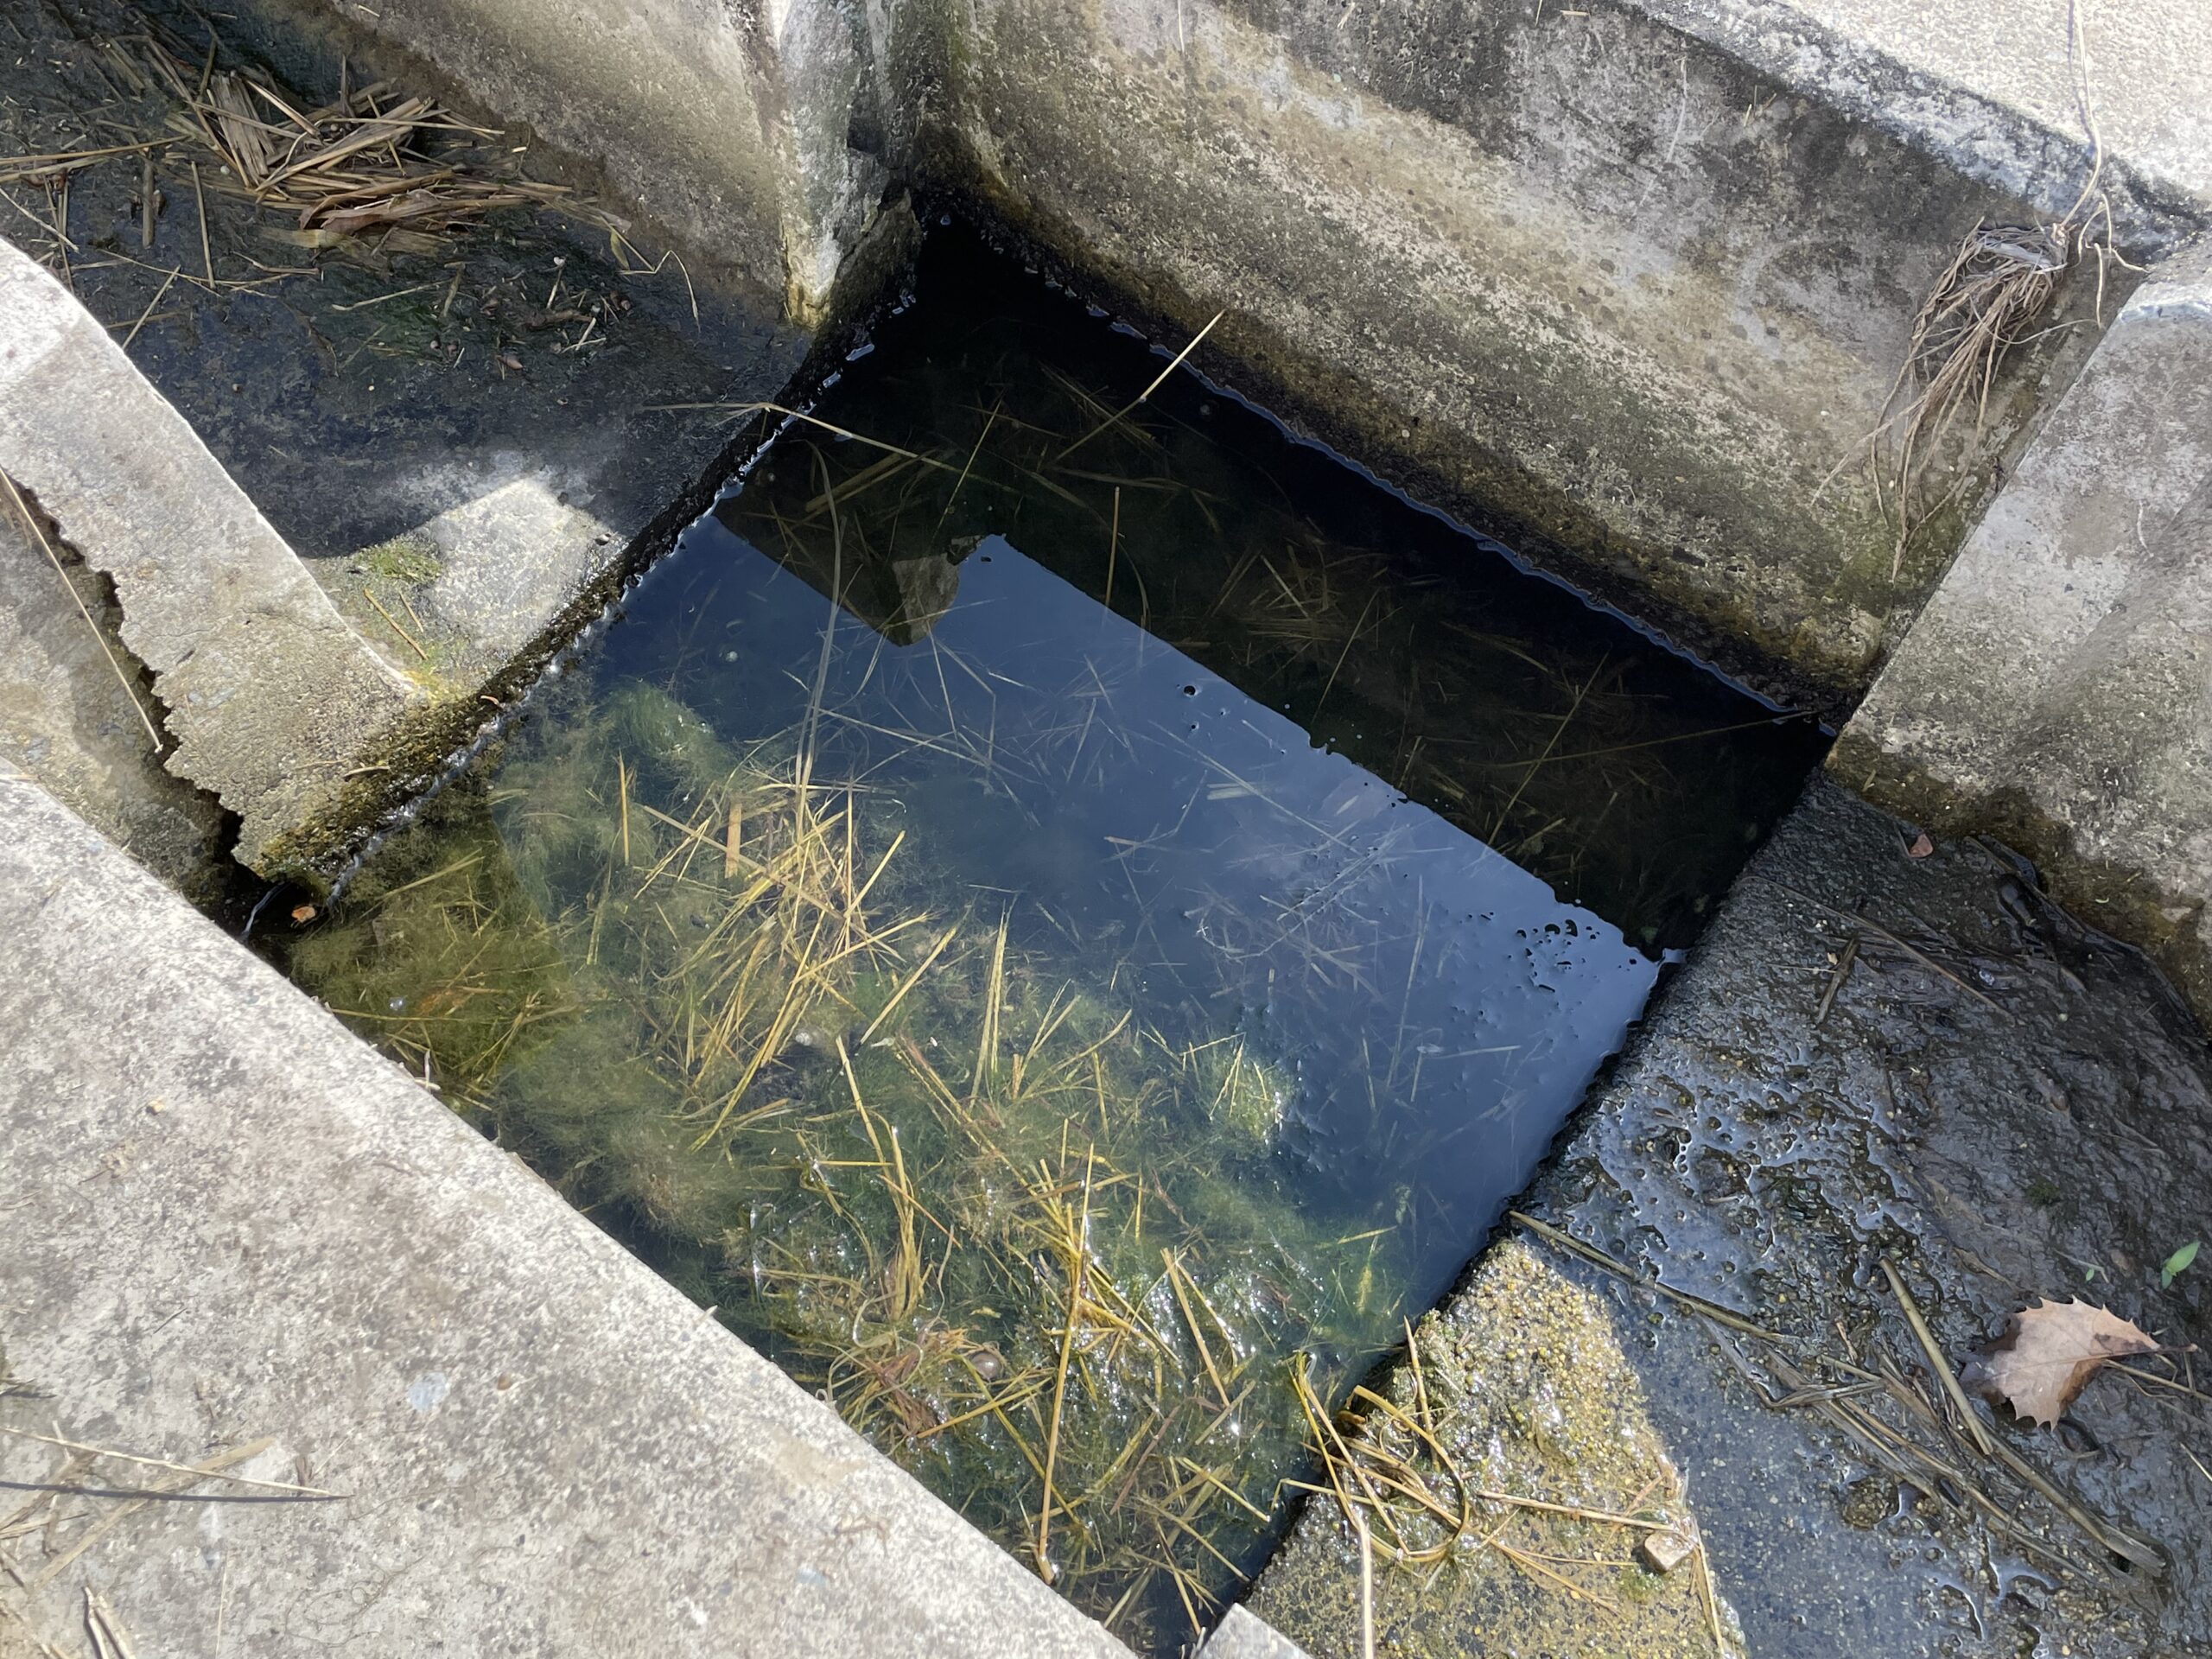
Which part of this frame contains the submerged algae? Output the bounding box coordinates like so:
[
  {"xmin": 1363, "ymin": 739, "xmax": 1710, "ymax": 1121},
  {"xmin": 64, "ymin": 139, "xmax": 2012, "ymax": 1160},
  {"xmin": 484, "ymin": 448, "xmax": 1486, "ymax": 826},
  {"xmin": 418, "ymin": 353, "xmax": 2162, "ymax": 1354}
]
[
  {"xmin": 278, "ymin": 227, "xmax": 1812, "ymax": 1650},
  {"xmin": 290, "ymin": 677, "xmax": 1409, "ymax": 1650}
]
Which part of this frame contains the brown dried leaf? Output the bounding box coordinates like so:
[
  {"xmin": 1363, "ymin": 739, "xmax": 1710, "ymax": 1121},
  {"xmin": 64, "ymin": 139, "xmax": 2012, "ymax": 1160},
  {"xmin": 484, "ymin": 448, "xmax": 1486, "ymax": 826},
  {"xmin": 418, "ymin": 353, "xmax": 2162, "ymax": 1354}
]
[{"xmin": 1961, "ymin": 1299, "xmax": 2158, "ymax": 1427}]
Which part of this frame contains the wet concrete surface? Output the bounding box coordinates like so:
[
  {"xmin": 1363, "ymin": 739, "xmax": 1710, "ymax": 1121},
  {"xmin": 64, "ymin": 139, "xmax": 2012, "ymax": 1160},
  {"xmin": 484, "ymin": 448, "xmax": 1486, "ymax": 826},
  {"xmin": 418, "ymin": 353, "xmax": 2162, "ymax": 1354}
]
[
  {"xmin": 1, "ymin": 0, "xmax": 806, "ymax": 596},
  {"xmin": 1, "ymin": 0, "xmax": 818, "ymax": 882},
  {"xmin": 1253, "ymin": 776, "xmax": 2212, "ymax": 1656}
]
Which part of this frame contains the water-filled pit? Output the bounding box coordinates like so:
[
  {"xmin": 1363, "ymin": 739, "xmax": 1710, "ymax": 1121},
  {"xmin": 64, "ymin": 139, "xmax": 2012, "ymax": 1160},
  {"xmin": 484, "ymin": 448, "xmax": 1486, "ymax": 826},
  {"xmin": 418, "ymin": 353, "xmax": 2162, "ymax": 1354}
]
[{"xmin": 278, "ymin": 227, "xmax": 1827, "ymax": 1651}]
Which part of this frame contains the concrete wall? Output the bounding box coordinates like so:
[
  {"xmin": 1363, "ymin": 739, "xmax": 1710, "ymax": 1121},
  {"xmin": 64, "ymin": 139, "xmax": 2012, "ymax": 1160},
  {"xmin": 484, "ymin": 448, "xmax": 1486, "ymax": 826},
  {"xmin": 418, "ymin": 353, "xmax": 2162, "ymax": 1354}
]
[
  {"xmin": 275, "ymin": 0, "xmax": 905, "ymax": 321},
  {"xmin": 1836, "ymin": 241, "xmax": 2212, "ymax": 1026},
  {"xmin": 280, "ymin": 0, "xmax": 2206, "ymax": 713},
  {"xmin": 918, "ymin": 0, "xmax": 2140, "ymax": 707}
]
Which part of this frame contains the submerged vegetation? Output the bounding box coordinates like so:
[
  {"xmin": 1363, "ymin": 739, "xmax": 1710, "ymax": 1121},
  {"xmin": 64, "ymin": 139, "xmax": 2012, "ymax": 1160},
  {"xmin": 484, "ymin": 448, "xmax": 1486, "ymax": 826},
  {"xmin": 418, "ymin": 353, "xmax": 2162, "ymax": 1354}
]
[
  {"xmin": 286, "ymin": 231, "xmax": 1815, "ymax": 1650},
  {"xmin": 710, "ymin": 241, "xmax": 1823, "ymax": 955},
  {"xmin": 292, "ymin": 679, "xmax": 1412, "ymax": 1648}
]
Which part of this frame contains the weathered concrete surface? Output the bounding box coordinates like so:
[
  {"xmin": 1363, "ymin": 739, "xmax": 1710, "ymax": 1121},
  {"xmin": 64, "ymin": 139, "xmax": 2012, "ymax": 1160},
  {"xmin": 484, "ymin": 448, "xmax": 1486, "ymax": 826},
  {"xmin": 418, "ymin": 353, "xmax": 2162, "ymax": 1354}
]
[
  {"xmin": 0, "ymin": 0, "xmax": 849, "ymax": 881},
  {"xmin": 251, "ymin": 0, "xmax": 2206, "ymax": 711},
  {"xmin": 1836, "ymin": 241, "xmax": 2212, "ymax": 1029},
  {"xmin": 1251, "ymin": 1239, "xmax": 1726, "ymax": 1659},
  {"xmin": 111, "ymin": 0, "xmax": 2204, "ymax": 727},
  {"xmin": 1767, "ymin": 0, "xmax": 2212, "ymax": 215},
  {"xmin": 0, "ymin": 500, "xmax": 228, "ymax": 902},
  {"xmin": 252, "ymin": 0, "xmax": 905, "ymax": 321},
  {"xmin": 0, "ymin": 242, "xmax": 420, "ymax": 871},
  {"xmin": 0, "ymin": 757, "xmax": 1128, "ymax": 1659},
  {"xmin": 918, "ymin": 0, "xmax": 2177, "ymax": 708},
  {"xmin": 1197, "ymin": 1605, "xmax": 1314, "ymax": 1659},
  {"xmin": 1256, "ymin": 778, "xmax": 2212, "ymax": 1657},
  {"xmin": 0, "ymin": 0, "xmax": 806, "ymax": 652}
]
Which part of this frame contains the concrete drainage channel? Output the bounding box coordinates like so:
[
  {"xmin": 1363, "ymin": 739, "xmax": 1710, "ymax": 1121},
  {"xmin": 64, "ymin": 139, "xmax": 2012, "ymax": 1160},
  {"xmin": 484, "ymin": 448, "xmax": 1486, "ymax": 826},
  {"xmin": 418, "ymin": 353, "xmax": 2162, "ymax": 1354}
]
[{"xmin": 1, "ymin": 0, "xmax": 2208, "ymax": 1656}]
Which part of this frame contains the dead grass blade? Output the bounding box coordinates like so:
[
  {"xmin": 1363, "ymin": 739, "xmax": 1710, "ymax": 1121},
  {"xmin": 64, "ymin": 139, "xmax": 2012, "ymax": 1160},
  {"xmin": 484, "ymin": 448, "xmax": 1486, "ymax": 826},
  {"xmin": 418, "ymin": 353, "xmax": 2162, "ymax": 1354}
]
[{"xmin": 2, "ymin": 474, "xmax": 164, "ymax": 748}]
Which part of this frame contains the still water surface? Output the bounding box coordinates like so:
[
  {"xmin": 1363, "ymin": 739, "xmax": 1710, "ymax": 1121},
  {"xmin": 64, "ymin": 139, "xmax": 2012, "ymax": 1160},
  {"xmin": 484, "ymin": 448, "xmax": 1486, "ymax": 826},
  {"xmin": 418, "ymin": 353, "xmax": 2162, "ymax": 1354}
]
[{"xmin": 284, "ymin": 228, "xmax": 1824, "ymax": 1650}]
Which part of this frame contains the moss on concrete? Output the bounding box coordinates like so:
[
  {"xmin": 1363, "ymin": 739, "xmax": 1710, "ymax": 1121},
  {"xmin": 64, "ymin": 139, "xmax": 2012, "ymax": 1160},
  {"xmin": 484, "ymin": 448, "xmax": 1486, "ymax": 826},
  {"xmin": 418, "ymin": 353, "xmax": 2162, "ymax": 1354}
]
[
  {"xmin": 357, "ymin": 533, "xmax": 445, "ymax": 585},
  {"xmin": 1248, "ymin": 1237, "xmax": 1725, "ymax": 1659}
]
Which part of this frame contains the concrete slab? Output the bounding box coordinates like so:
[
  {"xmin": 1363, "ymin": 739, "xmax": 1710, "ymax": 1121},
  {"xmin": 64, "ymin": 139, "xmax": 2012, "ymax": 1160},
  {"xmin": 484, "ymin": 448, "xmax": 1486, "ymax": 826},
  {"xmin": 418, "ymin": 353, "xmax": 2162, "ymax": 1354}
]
[
  {"xmin": 262, "ymin": 0, "xmax": 2208, "ymax": 715},
  {"xmin": 1197, "ymin": 1606, "xmax": 1313, "ymax": 1659},
  {"xmin": 1767, "ymin": 0, "xmax": 2212, "ymax": 214},
  {"xmin": 0, "ymin": 756, "xmax": 1128, "ymax": 1659},
  {"xmin": 0, "ymin": 242, "xmax": 419, "ymax": 871},
  {"xmin": 1836, "ymin": 240, "xmax": 2212, "ymax": 1027}
]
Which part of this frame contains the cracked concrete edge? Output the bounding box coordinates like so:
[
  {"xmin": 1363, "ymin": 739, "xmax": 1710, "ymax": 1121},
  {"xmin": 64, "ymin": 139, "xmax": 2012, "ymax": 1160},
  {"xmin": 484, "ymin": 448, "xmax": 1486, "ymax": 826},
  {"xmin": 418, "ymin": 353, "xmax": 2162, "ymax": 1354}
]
[
  {"xmin": 0, "ymin": 240, "xmax": 422, "ymax": 870},
  {"xmin": 0, "ymin": 753, "xmax": 1129, "ymax": 1659},
  {"xmin": 0, "ymin": 499, "xmax": 229, "ymax": 899},
  {"xmin": 1837, "ymin": 235, "xmax": 2212, "ymax": 1025}
]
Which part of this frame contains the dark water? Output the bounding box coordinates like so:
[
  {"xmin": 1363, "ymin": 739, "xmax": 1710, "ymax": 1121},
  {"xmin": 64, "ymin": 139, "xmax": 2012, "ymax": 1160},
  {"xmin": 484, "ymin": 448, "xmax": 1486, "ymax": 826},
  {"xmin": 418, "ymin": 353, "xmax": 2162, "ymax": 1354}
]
[{"xmin": 282, "ymin": 227, "xmax": 1825, "ymax": 1651}]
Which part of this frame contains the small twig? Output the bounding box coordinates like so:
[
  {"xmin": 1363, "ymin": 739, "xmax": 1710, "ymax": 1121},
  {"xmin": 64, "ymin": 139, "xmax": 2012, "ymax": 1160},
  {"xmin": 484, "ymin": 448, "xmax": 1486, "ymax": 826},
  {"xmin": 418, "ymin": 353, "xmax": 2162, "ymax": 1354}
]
[
  {"xmin": 1035, "ymin": 1154, "xmax": 1094, "ymax": 1582},
  {"xmin": 1976, "ymin": 1422, "xmax": 2164, "ymax": 1573},
  {"xmin": 35, "ymin": 1440, "xmax": 275, "ymax": 1586},
  {"xmin": 1351, "ymin": 1505, "xmax": 1376, "ymax": 1659},
  {"xmin": 1507, "ymin": 1211, "xmax": 1793, "ymax": 1345},
  {"xmin": 330, "ymin": 282, "xmax": 435, "ymax": 312},
  {"xmin": 50, "ymin": 176, "xmax": 72, "ymax": 290},
  {"xmin": 360, "ymin": 587, "xmax": 430, "ymax": 662},
  {"xmin": 1472, "ymin": 1489, "xmax": 1671, "ymax": 1530},
  {"xmin": 1104, "ymin": 486, "xmax": 1120, "ymax": 609},
  {"xmin": 190, "ymin": 160, "xmax": 213, "ymax": 285},
  {"xmin": 1878, "ymin": 1257, "xmax": 1994, "ymax": 1457},
  {"xmin": 118, "ymin": 266, "xmax": 180, "ymax": 349},
  {"xmin": 84, "ymin": 1590, "xmax": 137, "ymax": 1659},
  {"xmin": 651, "ymin": 403, "xmax": 965, "ymax": 475},
  {"xmin": 1748, "ymin": 877, "xmax": 2008, "ymax": 1017},
  {"xmin": 1056, "ymin": 310, "xmax": 1224, "ymax": 461},
  {"xmin": 1694, "ymin": 1543, "xmax": 1733, "ymax": 1656},
  {"xmin": 1813, "ymin": 933, "xmax": 1859, "ymax": 1026}
]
